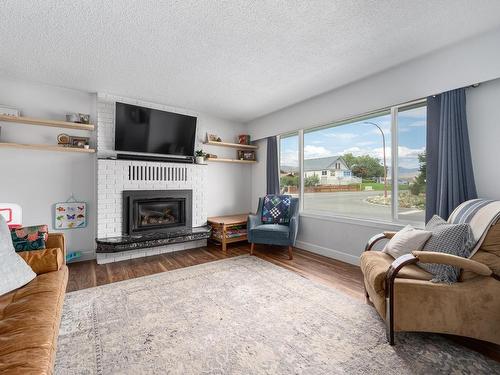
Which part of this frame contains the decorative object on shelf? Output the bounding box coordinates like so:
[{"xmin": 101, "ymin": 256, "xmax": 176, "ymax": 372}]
[
  {"xmin": 66, "ymin": 113, "xmax": 79, "ymax": 123},
  {"xmin": 0, "ymin": 105, "xmax": 20, "ymax": 117},
  {"xmin": 205, "ymin": 153, "xmax": 217, "ymax": 159},
  {"xmin": 0, "ymin": 203, "xmax": 22, "ymax": 229},
  {"xmin": 66, "ymin": 113, "xmax": 90, "ymax": 124},
  {"xmin": 54, "ymin": 195, "xmax": 87, "ymax": 229},
  {"xmin": 238, "ymin": 134, "xmax": 251, "ymax": 145},
  {"xmin": 237, "ymin": 150, "xmax": 256, "ymax": 161},
  {"xmin": 207, "ymin": 133, "xmax": 222, "ymax": 142},
  {"xmin": 195, "ymin": 149, "xmax": 207, "ymax": 164},
  {"xmin": 57, "ymin": 133, "xmax": 71, "ymax": 146},
  {"xmin": 78, "ymin": 113, "xmax": 90, "ymax": 124},
  {"xmin": 70, "ymin": 136, "xmax": 90, "ymax": 148}
]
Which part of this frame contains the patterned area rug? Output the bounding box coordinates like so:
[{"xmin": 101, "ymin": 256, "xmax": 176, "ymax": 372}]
[{"xmin": 56, "ymin": 256, "xmax": 500, "ymax": 374}]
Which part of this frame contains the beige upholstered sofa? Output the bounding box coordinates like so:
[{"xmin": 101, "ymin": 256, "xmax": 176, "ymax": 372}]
[
  {"xmin": 360, "ymin": 221, "xmax": 500, "ymax": 345},
  {"xmin": 0, "ymin": 233, "xmax": 68, "ymax": 374}
]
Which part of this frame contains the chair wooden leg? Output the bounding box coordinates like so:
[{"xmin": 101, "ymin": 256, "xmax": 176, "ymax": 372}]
[
  {"xmin": 386, "ymin": 295, "xmax": 395, "ymax": 345},
  {"xmin": 250, "ymin": 243, "xmax": 254, "ymax": 255},
  {"xmin": 288, "ymin": 245, "xmax": 293, "ymax": 260}
]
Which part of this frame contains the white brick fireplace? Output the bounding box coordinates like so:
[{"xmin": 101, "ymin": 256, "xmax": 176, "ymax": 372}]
[{"xmin": 95, "ymin": 93, "xmax": 208, "ymax": 264}]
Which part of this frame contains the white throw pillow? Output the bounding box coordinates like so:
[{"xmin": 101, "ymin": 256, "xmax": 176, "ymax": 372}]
[
  {"xmin": 382, "ymin": 225, "xmax": 432, "ymax": 259},
  {"xmin": 0, "ymin": 215, "xmax": 36, "ymax": 296}
]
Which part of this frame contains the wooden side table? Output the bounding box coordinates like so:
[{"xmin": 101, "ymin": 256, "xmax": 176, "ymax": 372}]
[{"xmin": 207, "ymin": 214, "xmax": 249, "ymax": 253}]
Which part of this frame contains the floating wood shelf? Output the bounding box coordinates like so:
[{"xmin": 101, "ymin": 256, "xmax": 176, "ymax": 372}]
[
  {"xmin": 0, "ymin": 115, "xmax": 95, "ymax": 131},
  {"xmin": 206, "ymin": 157, "xmax": 256, "ymax": 164},
  {"xmin": 0, "ymin": 142, "xmax": 95, "ymax": 153},
  {"xmin": 204, "ymin": 140, "xmax": 258, "ymax": 149}
]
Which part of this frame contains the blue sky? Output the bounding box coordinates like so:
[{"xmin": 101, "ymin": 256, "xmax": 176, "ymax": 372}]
[{"xmin": 280, "ymin": 105, "xmax": 426, "ymax": 170}]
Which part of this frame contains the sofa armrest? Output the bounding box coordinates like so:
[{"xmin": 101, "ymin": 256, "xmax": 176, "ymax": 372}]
[
  {"xmin": 247, "ymin": 214, "xmax": 262, "ymax": 230},
  {"xmin": 46, "ymin": 233, "xmax": 66, "ymax": 263},
  {"xmin": 365, "ymin": 232, "xmax": 393, "ymax": 251},
  {"xmin": 247, "ymin": 214, "xmax": 262, "ymax": 243},
  {"xmin": 18, "ymin": 248, "xmax": 65, "ymax": 275},
  {"xmin": 412, "ymin": 251, "xmax": 494, "ymax": 277}
]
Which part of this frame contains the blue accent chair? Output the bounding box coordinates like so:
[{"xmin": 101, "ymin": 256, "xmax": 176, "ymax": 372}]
[{"xmin": 247, "ymin": 197, "xmax": 299, "ymax": 259}]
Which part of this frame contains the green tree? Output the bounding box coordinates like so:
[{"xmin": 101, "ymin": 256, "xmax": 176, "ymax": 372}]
[
  {"xmin": 342, "ymin": 153, "xmax": 357, "ymax": 169},
  {"xmin": 410, "ymin": 152, "xmax": 426, "ymax": 195},
  {"xmin": 280, "ymin": 174, "xmax": 299, "ymax": 187},
  {"xmin": 342, "ymin": 153, "xmax": 384, "ymax": 179},
  {"xmin": 304, "ymin": 175, "xmax": 319, "ymax": 187}
]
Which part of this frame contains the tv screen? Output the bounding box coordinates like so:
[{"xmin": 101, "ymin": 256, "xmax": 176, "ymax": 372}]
[{"xmin": 115, "ymin": 102, "xmax": 197, "ymax": 157}]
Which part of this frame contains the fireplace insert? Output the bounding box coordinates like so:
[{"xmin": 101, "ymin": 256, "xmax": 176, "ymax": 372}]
[{"xmin": 123, "ymin": 190, "xmax": 192, "ymax": 235}]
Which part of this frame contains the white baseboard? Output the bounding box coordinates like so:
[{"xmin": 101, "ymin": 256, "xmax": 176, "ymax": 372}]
[{"xmin": 295, "ymin": 240, "xmax": 360, "ymax": 266}]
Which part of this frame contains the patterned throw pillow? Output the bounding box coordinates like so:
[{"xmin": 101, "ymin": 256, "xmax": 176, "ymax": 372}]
[
  {"xmin": 10, "ymin": 225, "xmax": 48, "ymax": 252},
  {"xmin": 261, "ymin": 195, "xmax": 292, "ymax": 224},
  {"xmin": 418, "ymin": 215, "xmax": 473, "ymax": 283},
  {"xmin": 0, "ymin": 216, "xmax": 36, "ymax": 296}
]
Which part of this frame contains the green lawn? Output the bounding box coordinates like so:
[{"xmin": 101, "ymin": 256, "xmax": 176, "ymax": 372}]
[{"xmin": 360, "ymin": 182, "xmax": 409, "ymax": 191}]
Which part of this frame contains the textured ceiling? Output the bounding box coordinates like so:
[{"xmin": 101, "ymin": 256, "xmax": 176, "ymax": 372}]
[{"xmin": 1, "ymin": 1, "xmax": 500, "ymax": 122}]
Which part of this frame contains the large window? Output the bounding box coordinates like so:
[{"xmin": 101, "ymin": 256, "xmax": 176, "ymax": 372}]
[
  {"xmin": 279, "ymin": 101, "xmax": 427, "ymax": 224},
  {"xmin": 396, "ymin": 104, "xmax": 427, "ymax": 223},
  {"xmin": 279, "ymin": 133, "xmax": 300, "ymax": 196}
]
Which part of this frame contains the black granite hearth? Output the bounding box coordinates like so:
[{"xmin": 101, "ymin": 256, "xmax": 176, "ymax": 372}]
[{"xmin": 96, "ymin": 226, "xmax": 211, "ymax": 253}]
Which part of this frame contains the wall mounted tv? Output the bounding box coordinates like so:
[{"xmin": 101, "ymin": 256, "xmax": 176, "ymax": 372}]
[{"xmin": 115, "ymin": 102, "xmax": 197, "ymax": 157}]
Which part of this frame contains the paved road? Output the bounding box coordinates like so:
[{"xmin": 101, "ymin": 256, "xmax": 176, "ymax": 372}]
[{"xmin": 298, "ymin": 191, "xmax": 425, "ymax": 223}]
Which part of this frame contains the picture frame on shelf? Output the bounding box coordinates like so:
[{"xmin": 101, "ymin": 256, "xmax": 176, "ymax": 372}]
[
  {"xmin": 70, "ymin": 136, "xmax": 89, "ymax": 148},
  {"xmin": 238, "ymin": 134, "xmax": 250, "ymax": 145},
  {"xmin": 207, "ymin": 133, "xmax": 221, "ymax": 142},
  {"xmin": 237, "ymin": 150, "xmax": 256, "ymax": 161}
]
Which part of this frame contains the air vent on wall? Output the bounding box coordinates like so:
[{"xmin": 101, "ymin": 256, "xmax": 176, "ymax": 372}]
[{"xmin": 128, "ymin": 165, "xmax": 188, "ymax": 182}]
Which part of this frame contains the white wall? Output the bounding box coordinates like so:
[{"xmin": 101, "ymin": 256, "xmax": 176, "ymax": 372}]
[
  {"xmin": 0, "ymin": 76, "xmax": 252, "ymax": 260},
  {"xmin": 192, "ymin": 114, "xmax": 253, "ymax": 217},
  {"xmin": 248, "ymin": 27, "xmax": 500, "ymax": 140},
  {"xmin": 467, "ymin": 78, "xmax": 500, "ymax": 200},
  {"xmin": 249, "ymin": 28, "xmax": 500, "ymax": 265},
  {"xmin": 0, "ymin": 75, "xmax": 97, "ymax": 259}
]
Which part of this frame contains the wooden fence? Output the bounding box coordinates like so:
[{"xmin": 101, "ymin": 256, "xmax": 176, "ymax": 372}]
[{"xmin": 284, "ymin": 184, "xmax": 361, "ymax": 194}]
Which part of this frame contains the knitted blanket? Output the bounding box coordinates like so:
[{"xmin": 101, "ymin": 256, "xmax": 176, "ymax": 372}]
[{"xmin": 448, "ymin": 199, "xmax": 500, "ymax": 257}]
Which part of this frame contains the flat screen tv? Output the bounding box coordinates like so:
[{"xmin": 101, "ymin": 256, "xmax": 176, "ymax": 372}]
[{"xmin": 115, "ymin": 102, "xmax": 197, "ymax": 157}]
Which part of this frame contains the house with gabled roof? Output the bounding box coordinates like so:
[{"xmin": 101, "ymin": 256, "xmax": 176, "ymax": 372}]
[{"xmin": 304, "ymin": 156, "xmax": 361, "ymax": 185}]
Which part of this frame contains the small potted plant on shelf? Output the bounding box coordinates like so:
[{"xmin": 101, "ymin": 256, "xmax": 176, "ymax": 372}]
[{"xmin": 195, "ymin": 150, "xmax": 207, "ymax": 164}]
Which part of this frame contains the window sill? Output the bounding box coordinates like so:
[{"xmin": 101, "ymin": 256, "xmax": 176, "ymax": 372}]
[{"xmin": 299, "ymin": 211, "xmax": 424, "ymax": 230}]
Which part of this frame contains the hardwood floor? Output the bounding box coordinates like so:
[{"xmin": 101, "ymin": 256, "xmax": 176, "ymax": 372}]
[
  {"xmin": 67, "ymin": 242, "xmax": 499, "ymax": 362},
  {"xmin": 67, "ymin": 242, "xmax": 364, "ymax": 299}
]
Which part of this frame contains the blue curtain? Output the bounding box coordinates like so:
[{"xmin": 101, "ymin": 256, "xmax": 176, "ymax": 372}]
[
  {"xmin": 426, "ymin": 88, "xmax": 477, "ymax": 222},
  {"xmin": 266, "ymin": 136, "xmax": 280, "ymax": 195}
]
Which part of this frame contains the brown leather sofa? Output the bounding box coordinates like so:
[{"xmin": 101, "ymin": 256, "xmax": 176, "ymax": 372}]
[
  {"xmin": 0, "ymin": 233, "xmax": 68, "ymax": 374},
  {"xmin": 360, "ymin": 222, "xmax": 500, "ymax": 346}
]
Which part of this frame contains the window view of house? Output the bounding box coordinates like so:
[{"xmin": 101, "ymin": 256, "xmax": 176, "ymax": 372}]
[
  {"xmin": 302, "ymin": 112, "xmax": 393, "ymax": 221},
  {"xmin": 278, "ymin": 103, "xmax": 427, "ymax": 224}
]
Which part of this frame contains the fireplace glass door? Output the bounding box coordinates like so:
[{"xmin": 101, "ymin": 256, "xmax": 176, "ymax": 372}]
[{"xmin": 134, "ymin": 198, "xmax": 185, "ymax": 232}]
